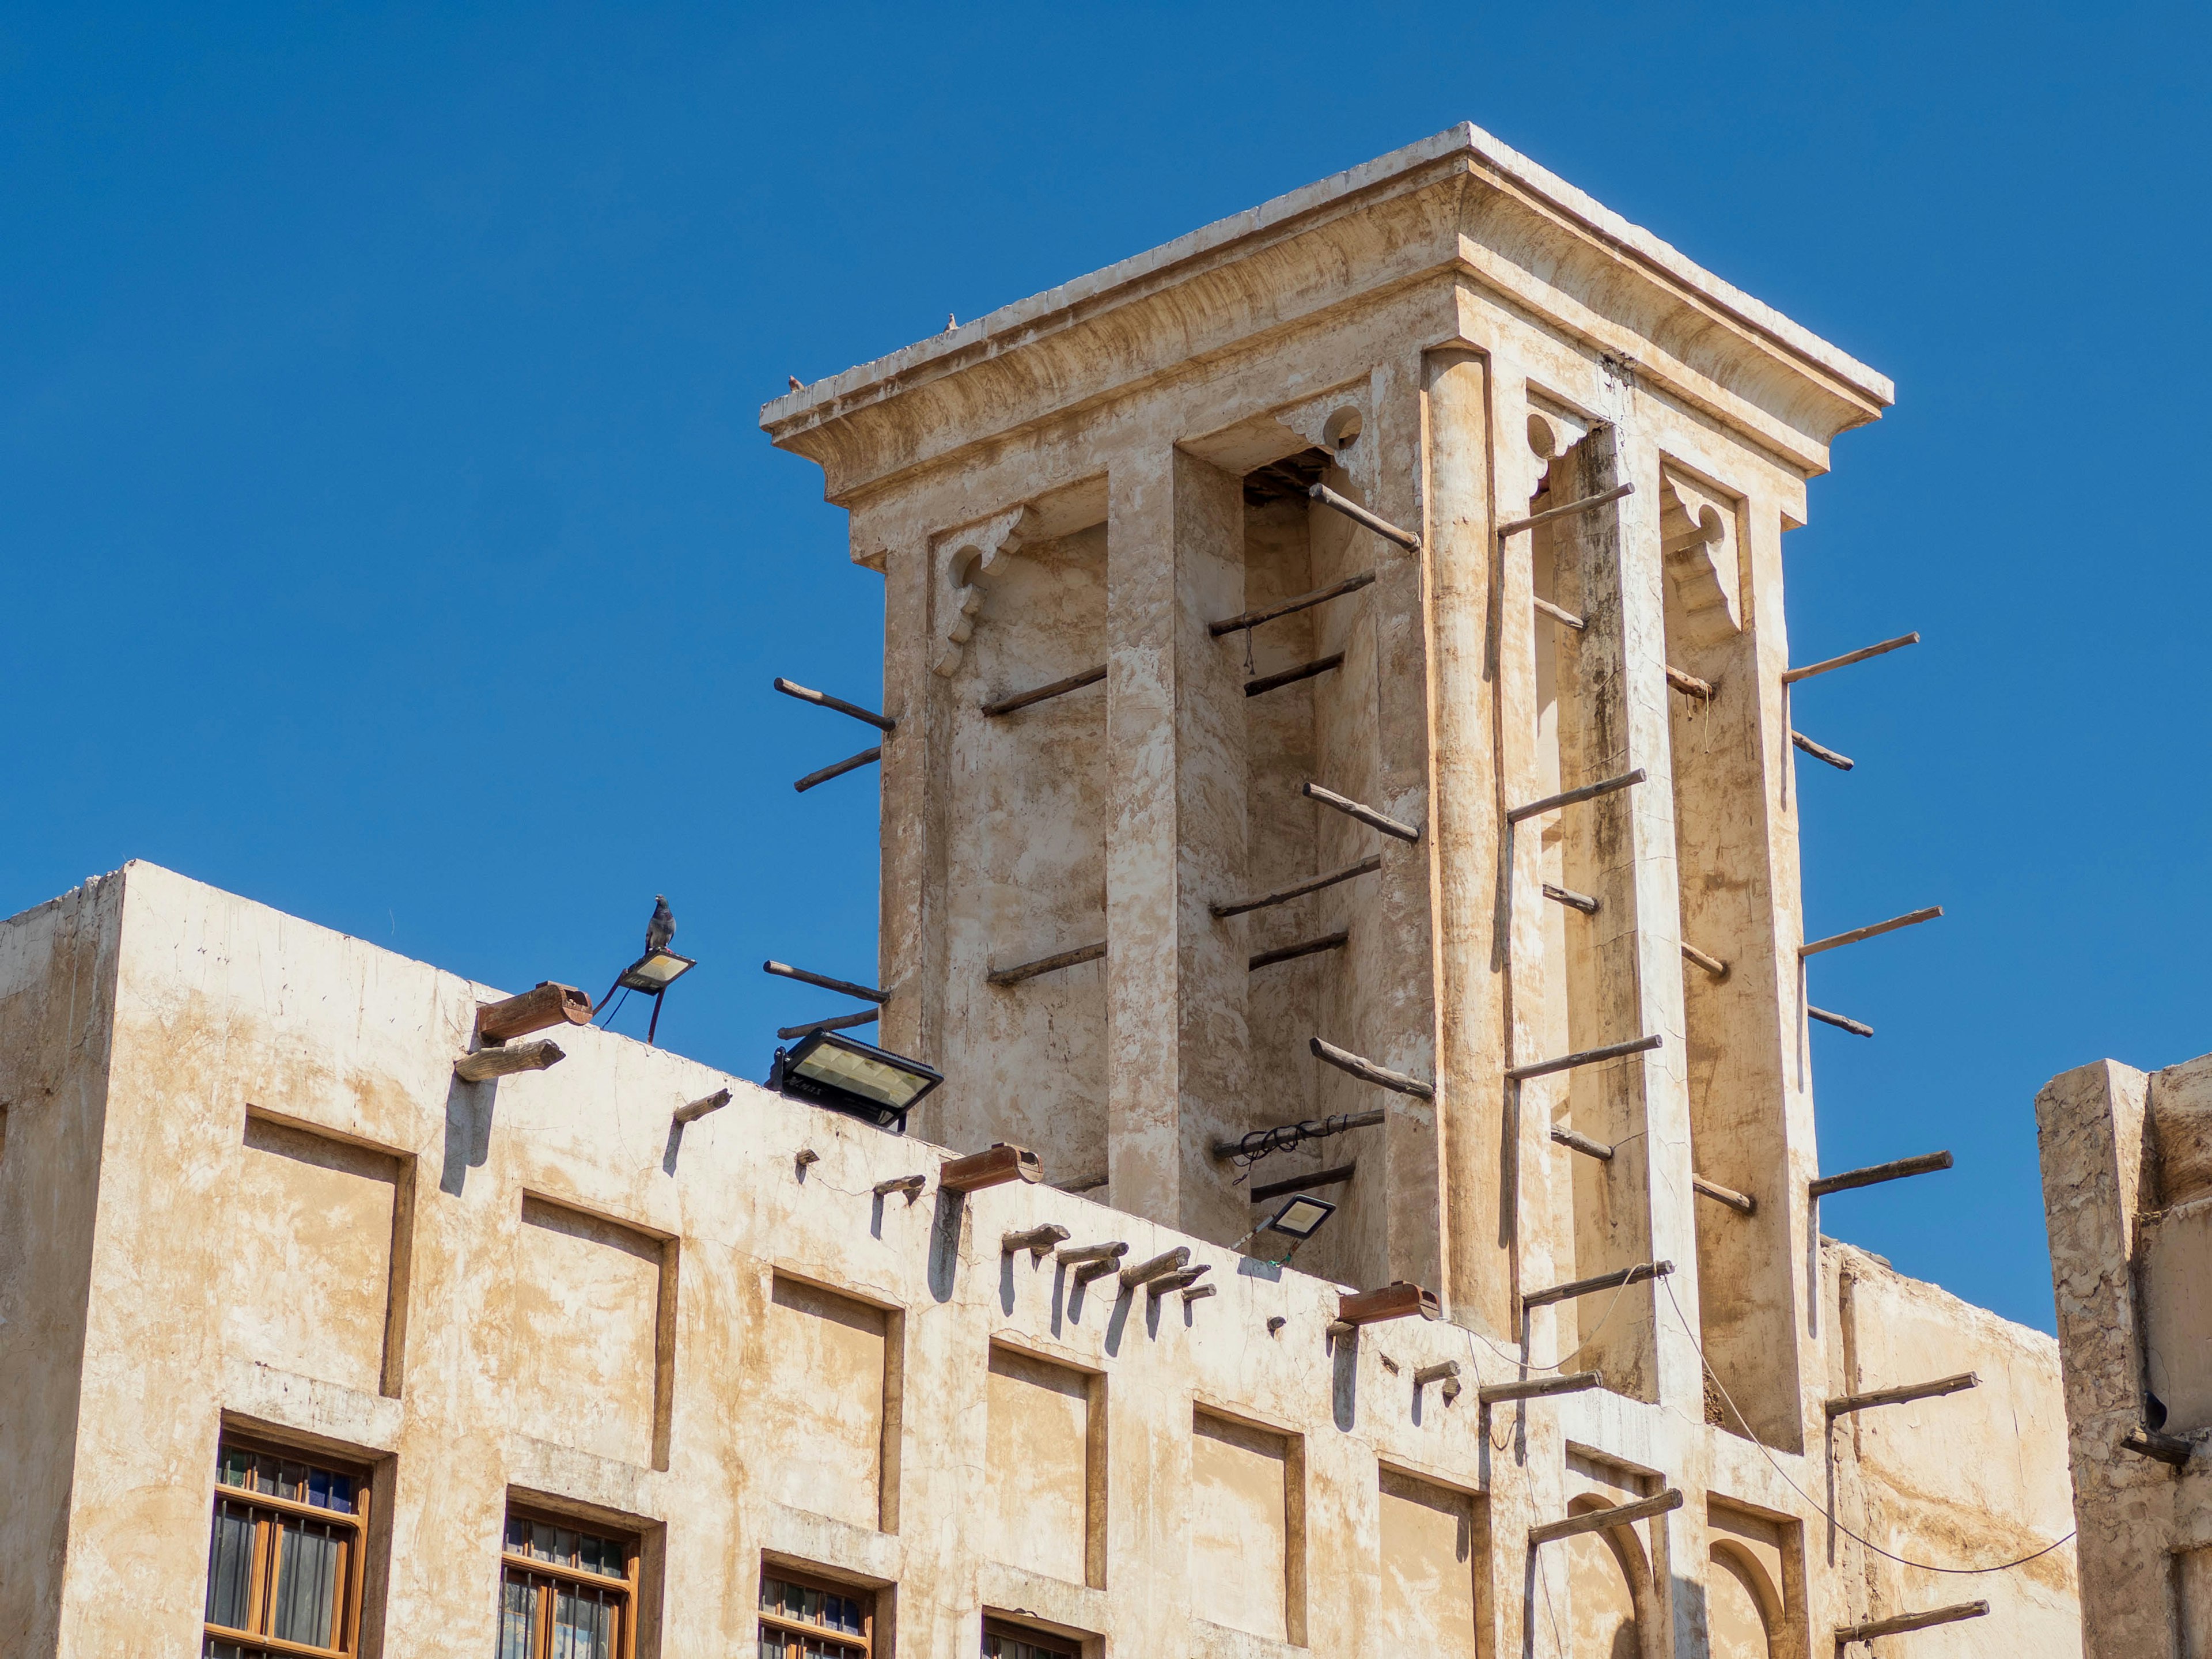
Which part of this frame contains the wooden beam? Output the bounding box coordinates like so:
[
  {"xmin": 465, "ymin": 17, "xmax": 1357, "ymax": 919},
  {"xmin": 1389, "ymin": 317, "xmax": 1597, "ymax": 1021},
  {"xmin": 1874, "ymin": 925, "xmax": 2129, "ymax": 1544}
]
[
  {"xmin": 2122, "ymin": 1426, "xmax": 2195, "ymax": 1467},
  {"xmin": 1533, "ymin": 596, "xmax": 1585, "ymax": 630},
  {"xmin": 1801, "ymin": 907, "xmax": 1942, "ymax": 958},
  {"xmin": 1249, "ymin": 930, "xmax": 1349, "ymax": 972},
  {"xmin": 1523, "ymin": 1260, "xmax": 1673, "ymax": 1310},
  {"xmin": 454, "ymin": 1040, "xmax": 565, "ymax": 1083},
  {"xmin": 1827, "ymin": 1372, "xmax": 1978, "ymax": 1418},
  {"xmin": 1783, "ymin": 631, "xmax": 1920, "ymax": 685},
  {"xmin": 794, "ymin": 746, "xmax": 882, "ymax": 792},
  {"xmin": 1508, "ymin": 768, "xmax": 1647, "ymax": 824},
  {"xmin": 1528, "ymin": 1488, "xmax": 1683, "ymax": 1546},
  {"xmin": 1497, "ymin": 482, "xmax": 1637, "ymax": 540},
  {"xmin": 987, "ymin": 941, "xmax": 1106, "ymax": 987},
  {"xmin": 764, "ymin": 960, "xmax": 890, "ymax": 1004},
  {"xmin": 1150, "ymin": 1264, "xmax": 1212, "ymax": 1296},
  {"xmin": 1310, "ymin": 1036, "xmax": 1434, "ymax": 1099},
  {"xmin": 1413, "ymin": 1360, "xmax": 1460, "ymax": 1387},
  {"xmin": 1551, "ymin": 1127, "xmax": 1614, "ymax": 1161},
  {"xmin": 1543, "ymin": 882, "xmax": 1600, "ymax": 915},
  {"xmin": 772, "ymin": 676, "xmax": 895, "ymax": 732},
  {"xmin": 1002, "ymin": 1223, "xmax": 1070, "ymax": 1257},
  {"xmin": 477, "ymin": 982, "xmax": 593, "ymax": 1045},
  {"xmin": 1832, "ymin": 1600, "xmax": 1987, "ymax": 1645},
  {"xmin": 1693, "ymin": 1174, "xmax": 1756, "ymax": 1214},
  {"xmin": 1213, "ymin": 855, "xmax": 1382, "ymax": 919},
  {"xmin": 1664, "ymin": 664, "xmax": 1715, "ymax": 699},
  {"xmin": 980, "ymin": 664, "xmax": 1105, "ymax": 718},
  {"xmin": 1337, "ymin": 1282, "xmax": 1441, "ymax": 1326},
  {"xmin": 1309, "ymin": 483, "xmax": 1420, "ymax": 551},
  {"xmin": 1209, "ymin": 570, "xmax": 1376, "ymax": 636},
  {"xmin": 1120, "ymin": 1247, "xmax": 1192, "ymax": 1291},
  {"xmin": 939, "ymin": 1143, "xmax": 1043, "ymax": 1194},
  {"xmin": 1681, "ymin": 942, "xmax": 1729, "ymax": 979},
  {"xmin": 1792, "ymin": 730, "xmax": 1855, "ymax": 771},
  {"xmin": 1479, "ymin": 1370, "xmax": 1604, "ymax": 1406},
  {"xmin": 1302, "ymin": 781, "xmax": 1421, "ymax": 843},
  {"xmin": 775, "ymin": 1009, "xmax": 880, "ymax": 1040},
  {"xmin": 1249, "ymin": 1162, "xmax": 1356, "ymax": 1202},
  {"xmin": 1182, "ymin": 1283, "xmax": 1218, "ymax": 1304},
  {"xmin": 873, "ymin": 1174, "xmax": 927, "ymax": 1199},
  {"xmin": 1810, "ymin": 1150, "xmax": 1953, "ymax": 1200},
  {"xmin": 1055, "ymin": 1241, "xmax": 1128, "ymax": 1267},
  {"xmin": 1808, "ymin": 1005, "xmax": 1873, "ymax": 1037},
  {"xmin": 672, "ymin": 1088, "xmax": 732, "ymax": 1125},
  {"xmin": 1508, "ymin": 1033, "xmax": 1662, "ymax": 1084},
  {"xmin": 1245, "ymin": 652, "xmax": 1344, "ymax": 698}
]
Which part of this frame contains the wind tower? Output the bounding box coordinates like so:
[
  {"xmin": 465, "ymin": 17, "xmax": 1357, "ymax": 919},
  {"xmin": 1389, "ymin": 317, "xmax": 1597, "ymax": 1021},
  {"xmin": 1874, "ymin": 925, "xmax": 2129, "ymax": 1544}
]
[{"xmin": 763, "ymin": 120, "xmax": 1922, "ymax": 1527}]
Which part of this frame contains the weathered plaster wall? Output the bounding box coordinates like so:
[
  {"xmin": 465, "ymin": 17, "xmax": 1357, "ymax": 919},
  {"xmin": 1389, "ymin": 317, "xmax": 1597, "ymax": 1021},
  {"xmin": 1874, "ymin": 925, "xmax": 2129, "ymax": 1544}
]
[
  {"xmin": 17, "ymin": 865, "xmax": 2078, "ymax": 1659},
  {"xmin": 0, "ymin": 876, "xmax": 123, "ymax": 1656}
]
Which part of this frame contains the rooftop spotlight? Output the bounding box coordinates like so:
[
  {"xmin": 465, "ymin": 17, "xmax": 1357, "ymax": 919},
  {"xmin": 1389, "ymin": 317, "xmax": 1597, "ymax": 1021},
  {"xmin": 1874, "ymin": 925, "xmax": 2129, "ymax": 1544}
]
[
  {"xmin": 766, "ymin": 1027, "xmax": 943, "ymax": 1134},
  {"xmin": 1241, "ymin": 1192, "xmax": 1338, "ymax": 1264},
  {"xmin": 596, "ymin": 949, "xmax": 696, "ymax": 1046}
]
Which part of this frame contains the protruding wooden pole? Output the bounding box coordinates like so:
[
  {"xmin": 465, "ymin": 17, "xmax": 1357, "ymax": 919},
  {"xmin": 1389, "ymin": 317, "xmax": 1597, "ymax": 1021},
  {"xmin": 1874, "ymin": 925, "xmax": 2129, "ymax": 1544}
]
[
  {"xmin": 1248, "ymin": 931, "xmax": 1349, "ymax": 972},
  {"xmin": 1791, "ymin": 730, "xmax": 1855, "ymax": 771},
  {"xmin": 1664, "ymin": 665, "xmax": 1715, "ymax": 699},
  {"xmin": 477, "ymin": 982, "xmax": 593, "ymax": 1045},
  {"xmin": 1533, "ymin": 596, "xmax": 1585, "ymax": 630},
  {"xmin": 1807, "ymin": 1006, "xmax": 1873, "ymax": 1037},
  {"xmin": 1523, "ymin": 1260, "xmax": 1673, "ymax": 1310},
  {"xmin": 1248, "ymin": 1162, "xmax": 1356, "ymax": 1202},
  {"xmin": 1213, "ymin": 855, "xmax": 1381, "ymax": 919},
  {"xmin": 1507, "ymin": 1033, "xmax": 1662, "ymax": 1083},
  {"xmin": 1800, "ymin": 907, "xmax": 1942, "ymax": 957},
  {"xmin": 1496, "ymin": 482, "xmax": 1636, "ymax": 540},
  {"xmin": 1832, "ymin": 1600, "xmax": 1987, "ymax": 1645},
  {"xmin": 1308, "ymin": 483, "xmax": 1420, "ymax": 551},
  {"xmin": 776, "ymin": 1009, "xmax": 880, "ymax": 1040},
  {"xmin": 1826, "ymin": 1371, "xmax": 1978, "ymax": 1418},
  {"xmin": 1528, "ymin": 1488, "xmax": 1682, "ymax": 1546},
  {"xmin": 1692, "ymin": 1174, "xmax": 1756, "ymax": 1214},
  {"xmin": 794, "ymin": 746, "xmax": 882, "ymax": 792},
  {"xmin": 454, "ymin": 1040, "xmax": 565, "ymax": 1083},
  {"xmin": 1782, "ymin": 631, "xmax": 1920, "ymax": 685},
  {"xmin": 2122, "ymin": 1427, "xmax": 2194, "ymax": 1467},
  {"xmin": 1301, "ymin": 781, "xmax": 1421, "ymax": 843},
  {"xmin": 1337, "ymin": 1282, "xmax": 1441, "ymax": 1325},
  {"xmin": 980, "ymin": 664, "xmax": 1106, "ymax": 718},
  {"xmin": 1508, "ymin": 767, "xmax": 1647, "ymax": 823},
  {"xmin": 1309, "ymin": 1036, "xmax": 1434, "ymax": 1099},
  {"xmin": 764, "ymin": 960, "xmax": 890, "ymax": 1003},
  {"xmin": 1680, "ymin": 942, "xmax": 1729, "ymax": 979},
  {"xmin": 1150, "ymin": 1264, "xmax": 1211, "ymax": 1296},
  {"xmin": 1245, "ymin": 652, "xmax": 1344, "ymax": 698},
  {"xmin": 1809, "ymin": 1150, "xmax": 1953, "ymax": 1200},
  {"xmin": 1209, "ymin": 570, "xmax": 1376, "ymax": 637},
  {"xmin": 873, "ymin": 1174, "xmax": 927, "ymax": 1199},
  {"xmin": 987, "ymin": 942, "xmax": 1106, "ymax": 987},
  {"xmin": 1213, "ymin": 1109, "xmax": 1385, "ymax": 1160},
  {"xmin": 1055, "ymin": 1241, "xmax": 1128, "ymax": 1268},
  {"xmin": 672, "ymin": 1088, "xmax": 732, "ymax": 1125},
  {"xmin": 1120, "ymin": 1247, "xmax": 1192, "ymax": 1291},
  {"xmin": 1551, "ymin": 1127, "xmax": 1615, "ymax": 1161},
  {"xmin": 772, "ymin": 676, "xmax": 896, "ymax": 732},
  {"xmin": 1543, "ymin": 882, "xmax": 1599, "ymax": 915},
  {"xmin": 1479, "ymin": 1370, "xmax": 1604, "ymax": 1406},
  {"xmin": 1002, "ymin": 1223, "xmax": 1070, "ymax": 1257}
]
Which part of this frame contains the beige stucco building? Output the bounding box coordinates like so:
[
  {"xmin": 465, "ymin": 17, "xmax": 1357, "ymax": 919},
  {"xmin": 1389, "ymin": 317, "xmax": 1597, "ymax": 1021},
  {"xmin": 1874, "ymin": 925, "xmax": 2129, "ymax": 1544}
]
[{"xmin": 3, "ymin": 126, "xmax": 2084, "ymax": 1658}]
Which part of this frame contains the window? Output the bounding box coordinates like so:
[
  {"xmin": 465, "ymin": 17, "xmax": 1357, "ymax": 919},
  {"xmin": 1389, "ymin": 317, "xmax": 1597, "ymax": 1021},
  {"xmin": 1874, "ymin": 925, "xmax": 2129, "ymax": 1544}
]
[
  {"xmin": 982, "ymin": 1616, "xmax": 1080, "ymax": 1658},
  {"xmin": 497, "ymin": 1509, "xmax": 637, "ymax": 1659},
  {"xmin": 202, "ymin": 1438, "xmax": 369, "ymax": 1658},
  {"xmin": 756, "ymin": 1566, "xmax": 874, "ymax": 1659}
]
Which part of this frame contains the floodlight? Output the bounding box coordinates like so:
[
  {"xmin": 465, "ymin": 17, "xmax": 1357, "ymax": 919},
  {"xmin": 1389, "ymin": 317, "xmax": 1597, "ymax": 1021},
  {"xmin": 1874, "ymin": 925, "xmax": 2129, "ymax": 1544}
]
[
  {"xmin": 1262, "ymin": 1194, "xmax": 1337, "ymax": 1240},
  {"xmin": 594, "ymin": 948, "xmax": 698, "ymax": 1047},
  {"xmin": 767, "ymin": 1027, "xmax": 944, "ymax": 1133}
]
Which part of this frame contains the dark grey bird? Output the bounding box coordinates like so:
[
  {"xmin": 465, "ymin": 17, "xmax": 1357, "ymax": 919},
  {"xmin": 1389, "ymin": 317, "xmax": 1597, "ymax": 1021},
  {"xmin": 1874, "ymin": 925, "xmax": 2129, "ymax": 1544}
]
[{"xmin": 645, "ymin": 895, "xmax": 676, "ymax": 955}]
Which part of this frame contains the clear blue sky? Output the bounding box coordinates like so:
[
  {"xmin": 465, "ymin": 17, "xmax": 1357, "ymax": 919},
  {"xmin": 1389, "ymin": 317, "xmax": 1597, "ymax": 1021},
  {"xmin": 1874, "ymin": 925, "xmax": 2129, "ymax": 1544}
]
[{"xmin": 4, "ymin": 5, "xmax": 2205, "ymax": 1332}]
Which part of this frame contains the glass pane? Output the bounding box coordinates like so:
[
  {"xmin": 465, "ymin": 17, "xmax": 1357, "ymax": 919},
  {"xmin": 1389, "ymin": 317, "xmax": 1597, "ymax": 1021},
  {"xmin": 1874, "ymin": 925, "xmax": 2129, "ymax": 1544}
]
[
  {"xmin": 270, "ymin": 1519, "xmax": 343, "ymax": 1647},
  {"xmin": 551, "ymin": 1581, "xmax": 615, "ymax": 1659},
  {"xmin": 203, "ymin": 1503, "xmax": 255, "ymax": 1630},
  {"xmin": 506, "ymin": 1514, "xmax": 530, "ymax": 1556},
  {"xmin": 217, "ymin": 1446, "xmax": 253, "ymax": 1491},
  {"xmin": 757, "ymin": 1637, "xmax": 787, "ymax": 1659},
  {"xmin": 497, "ymin": 1571, "xmax": 538, "ymax": 1659},
  {"xmin": 203, "ymin": 1641, "xmax": 248, "ymax": 1658}
]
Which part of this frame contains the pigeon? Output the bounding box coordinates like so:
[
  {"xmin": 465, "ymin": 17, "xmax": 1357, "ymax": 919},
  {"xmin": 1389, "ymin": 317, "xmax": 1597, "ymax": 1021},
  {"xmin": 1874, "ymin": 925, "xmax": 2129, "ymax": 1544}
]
[
  {"xmin": 646, "ymin": 895, "xmax": 676, "ymax": 955},
  {"xmin": 787, "ymin": 374, "xmax": 802, "ymax": 392},
  {"xmin": 946, "ymin": 312, "xmax": 957, "ymax": 331}
]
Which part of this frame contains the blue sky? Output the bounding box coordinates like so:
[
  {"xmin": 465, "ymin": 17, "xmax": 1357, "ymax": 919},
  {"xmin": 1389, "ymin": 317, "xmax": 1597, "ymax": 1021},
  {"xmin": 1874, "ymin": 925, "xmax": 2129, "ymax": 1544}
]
[{"xmin": 3, "ymin": 4, "xmax": 2205, "ymax": 1332}]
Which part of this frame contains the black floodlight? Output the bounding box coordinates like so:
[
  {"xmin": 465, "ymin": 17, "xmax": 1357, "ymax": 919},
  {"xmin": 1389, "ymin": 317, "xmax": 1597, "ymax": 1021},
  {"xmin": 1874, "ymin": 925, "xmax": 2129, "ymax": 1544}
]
[
  {"xmin": 1241, "ymin": 1192, "xmax": 1337, "ymax": 1264},
  {"xmin": 768, "ymin": 1027, "xmax": 943, "ymax": 1133},
  {"xmin": 1262, "ymin": 1194, "xmax": 1337, "ymax": 1240},
  {"xmin": 594, "ymin": 948, "xmax": 698, "ymax": 1047}
]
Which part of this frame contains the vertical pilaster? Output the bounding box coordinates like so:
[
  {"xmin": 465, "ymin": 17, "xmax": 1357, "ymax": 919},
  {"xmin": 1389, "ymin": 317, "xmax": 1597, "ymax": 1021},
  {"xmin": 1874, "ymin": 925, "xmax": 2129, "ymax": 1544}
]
[
  {"xmin": 1104, "ymin": 445, "xmax": 1249, "ymax": 1244},
  {"xmin": 1423, "ymin": 346, "xmax": 1510, "ymax": 1336},
  {"xmin": 876, "ymin": 528, "xmax": 944, "ymax": 1066}
]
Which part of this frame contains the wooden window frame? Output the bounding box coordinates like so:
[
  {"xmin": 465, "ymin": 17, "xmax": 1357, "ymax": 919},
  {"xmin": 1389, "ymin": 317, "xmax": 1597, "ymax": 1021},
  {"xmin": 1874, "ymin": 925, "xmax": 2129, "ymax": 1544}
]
[
  {"xmin": 756, "ymin": 1562, "xmax": 876, "ymax": 1659},
  {"xmin": 981, "ymin": 1613, "xmax": 1082, "ymax": 1658},
  {"xmin": 497, "ymin": 1502, "xmax": 641, "ymax": 1659},
  {"xmin": 202, "ymin": 1432, "xmax": 372, "ymax": 1659}
]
